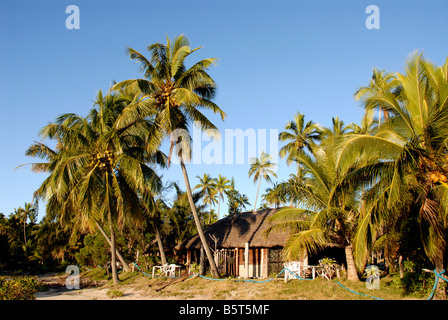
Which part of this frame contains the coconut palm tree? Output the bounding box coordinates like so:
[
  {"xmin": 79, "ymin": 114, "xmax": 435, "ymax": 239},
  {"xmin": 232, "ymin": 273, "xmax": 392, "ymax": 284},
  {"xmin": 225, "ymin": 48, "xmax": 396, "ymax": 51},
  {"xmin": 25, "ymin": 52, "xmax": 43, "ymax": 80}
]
[
  {"xmin": 194, "ymin": 173, "xmax": 217, "ymax": 215},
  {"xmin": 267, "ymin": 135, "xmax": 361, "ymax": 281},
  {"xmin": 31, "ymin": 90, "xmax": 164, "ymax": 284},
  {"xmin": 279, "ymin": 112, "xmax": 322, "ymax": 176},
  {"xmin": 338, "ymin": 52, "xmax": 448, "ymax": 294},
  {"xmin": 147, "ymin": 198, "xmax": 169, "ymax": 265},
  {"xmin": 168, "ymin": 182, "xmax": 206, "ymax": 245},
  {"xmin": 227, "ymin": 189, "xmax": 251, "ymax": 215},
  {"xmin": 214, "ymin": 174, "xmax": 232, "ymax": 220},
  {"xmin": 262, "ymin": 183, "xmax": 286, "ymax": 208},
  {"xmin": 203, "ymin": 189, "xmax": 218, "ymax": 223},
  {"xmin": 248, "ymin": 151, "xmax": 277, "ymax": 212},
  {"xmin": 16, "ymin": 202, "xmax": 37, "ymax": 245},
  {"xmin": 23, "ymin": 140, "xmax": 133, "ymax": 272},
  {"xmin": 195, "ymin": 174, "xmax": 216, "ymax": 196},
  {"xmin": 354, "ymin": 68, "xmax": 399, "ymax": 126},
  {"xmin": 114, "ymin": 35, "xmax": 226, "ymax": 278},
  {"xmin": 346, "ymin": 109, "xmax": 377, "ymax": 135}
]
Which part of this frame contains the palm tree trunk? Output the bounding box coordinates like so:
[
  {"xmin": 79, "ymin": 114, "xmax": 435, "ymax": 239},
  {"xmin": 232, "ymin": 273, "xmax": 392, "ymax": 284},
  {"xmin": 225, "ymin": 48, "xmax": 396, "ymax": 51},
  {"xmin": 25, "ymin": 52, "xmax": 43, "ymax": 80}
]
[
  {"xmin": 95, "ymin": 220, "xmax": 130, "ymax": 272},
  {"xmin": 434, "ymin": 260, "xmax": 447, "ymax": 300},
  {"xmin": 108, "ymin": 215, "xmax": 119, "ymax": 284},
  {"xmin": 217, "ymin": 195, "xmax": 221, "ymax": 221},
  {"xmin": 152, "ymin": 221, "xmax": 167, "ymax": 265},
  {"xmin": 345, "ymin": 244, "xmax": 359, "ymax": 281},
  {"xmin": 398, "ymin": 255, "xmax": 404, "ymax": 278},
  {"xmin": 23, "ymin": 217, "xmax": 27, "ymax": 245},
  {"xmin": 253, "ymin": 178, "xmax": 262, "ymax": 212},
  {"xmin": 180, "ymin": 159, "xmax": 220, "ymax": 278}
]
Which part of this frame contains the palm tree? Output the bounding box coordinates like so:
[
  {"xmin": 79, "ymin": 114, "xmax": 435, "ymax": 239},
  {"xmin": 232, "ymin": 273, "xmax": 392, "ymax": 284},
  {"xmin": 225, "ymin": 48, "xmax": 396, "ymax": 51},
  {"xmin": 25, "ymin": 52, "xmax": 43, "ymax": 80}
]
[
  {"xmin": 195, "ymin": 174, "xmax": 215, "ymax": 196},
  {"xmin": 31, "ymin": 90, "xmax": 164, "ymax": 284},
  {"xmin": 24, "ymin": 138, "xmax": 132, "ymax": 271},
  {"xmin": 148, "ymin": 198, "xmax": 169, "ymax": 265},
  {"xmin": 168, "ymin": 182, "xmax": 206, "ymax": 245},
  {"xmin": 279, "ymin": 112, "xmax": 322, "ymax": 176},
  {"xmin": 194, "ymin": 173, "xmax": 217, "ymax": 215},
  {"xmin": 203, "ymin": 189, "xmax": 218, "ymax": 223},
  {"xmin": 267, "ymin": 135, "xmax": 361, "ymax": 281},
  {"xmin": 227, "ymin": 189, "xmax": 251, "ymax": 215},
  {"xmin": 346, "ymin": 109, "xmax": 377, "ymax": 135},
  {"xmin": 114, "ymin": 35, "xmax": 226, "ymax": 278},
  {"xmin": 16, "ymin": 202, "xmax": 37, "ymax": 245},
  {"xmin": 354, "ymin": 68, "xmax": 399, "ymax": 126},
  {"xmin": 323, "ymin": 116, "xmax": 351, "ymax": 140},
  {"xmin": 338, "ymin": 53, "xmax": 448, "ymax": 293},
  {"xmin": 214, "ymin": 174, "xmax": 232, "ymax": 220},
  {"xmin": 248, "ymin": 151, "xmax": 277, "ymax": 212},
  {"xmin": 262, "ymin": 183, "xmax": 286, "ymax": 208}
]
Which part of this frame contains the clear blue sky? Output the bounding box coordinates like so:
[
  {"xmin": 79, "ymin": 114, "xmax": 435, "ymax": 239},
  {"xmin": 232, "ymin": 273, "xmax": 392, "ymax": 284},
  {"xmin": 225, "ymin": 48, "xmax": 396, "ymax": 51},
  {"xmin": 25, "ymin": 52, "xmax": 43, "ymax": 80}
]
[{"xmin": 1, "ymin": 0, "xmax": 447, "ymax": 221}]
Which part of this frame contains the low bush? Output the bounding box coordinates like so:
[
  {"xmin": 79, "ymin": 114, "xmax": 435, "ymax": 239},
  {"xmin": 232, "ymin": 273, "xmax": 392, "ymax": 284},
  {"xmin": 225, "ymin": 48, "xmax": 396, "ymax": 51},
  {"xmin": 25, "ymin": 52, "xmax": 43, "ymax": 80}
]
[
  {"xmin": 0, "ymin": 277, "xmax": 42, "ymax": 300},
  {"xmin": 106, "ymin": 288, "xmax": 124, "ymax": 298},
  {"xmin": 386, "ymin": 271, "xmax": 447, "ymax": 297}
]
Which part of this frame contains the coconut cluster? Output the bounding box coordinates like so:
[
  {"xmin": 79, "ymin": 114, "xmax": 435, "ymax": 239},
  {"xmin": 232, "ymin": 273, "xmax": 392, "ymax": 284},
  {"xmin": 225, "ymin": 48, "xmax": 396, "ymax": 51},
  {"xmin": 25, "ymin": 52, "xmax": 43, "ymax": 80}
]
[{"xmin": 91, "ymin": 150, "xmax": 114, "ymax": 171}]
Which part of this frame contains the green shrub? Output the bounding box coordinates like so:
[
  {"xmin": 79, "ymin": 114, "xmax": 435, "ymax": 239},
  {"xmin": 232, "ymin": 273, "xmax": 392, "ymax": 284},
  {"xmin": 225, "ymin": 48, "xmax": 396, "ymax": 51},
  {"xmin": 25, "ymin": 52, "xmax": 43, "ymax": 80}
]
[
  {"xmin": 387, "ymin": 270, "xmax": 447, "ymax": 297},
  {"xmin": 0, "ymin": 277, "xmax": 41, "ymax": 300},
  {"xmin": 106, "ymin": 288, "xmax": 124, "ymax": 298},
  {"xmin": 75, "ymin": 234, "xmax": 109, "ymax": 267}
]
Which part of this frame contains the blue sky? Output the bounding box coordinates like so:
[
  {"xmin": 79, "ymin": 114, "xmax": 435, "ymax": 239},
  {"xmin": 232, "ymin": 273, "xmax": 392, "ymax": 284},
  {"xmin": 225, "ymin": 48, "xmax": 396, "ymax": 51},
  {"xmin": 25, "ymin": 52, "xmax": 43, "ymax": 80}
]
[{"xmin": 0, "ymin": 0, "xmax": 447, "ymax": 221}]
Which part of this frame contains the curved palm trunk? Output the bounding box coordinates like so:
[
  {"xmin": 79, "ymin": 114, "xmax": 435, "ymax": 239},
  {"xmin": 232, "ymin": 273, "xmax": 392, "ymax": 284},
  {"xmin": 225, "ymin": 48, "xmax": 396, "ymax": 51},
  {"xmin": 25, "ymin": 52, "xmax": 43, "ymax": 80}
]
[
  {"xmin": 109, "ymin": 215, "xmax": 119, "ymax": 284},
  {"xmin": 253, "ymin": 178, "xmax": 262, "ymax": 212},
  {"xmin": 217, "ymin": 196, "xmax": 221, "ymax": 221},
  {"xmin": 152, "ymin": 220, "xmax": 167, "ymax": 265},
  {"xmin": 345, "ymin": 244, "xmax": 359, "ymax": 281},
  {"xmin": 180, "ymin": 159, "xmax": 220, "ymax": 278},
  {"xmin": 95, "ymin": 220, "xmax": 130, "ymax": 272}
]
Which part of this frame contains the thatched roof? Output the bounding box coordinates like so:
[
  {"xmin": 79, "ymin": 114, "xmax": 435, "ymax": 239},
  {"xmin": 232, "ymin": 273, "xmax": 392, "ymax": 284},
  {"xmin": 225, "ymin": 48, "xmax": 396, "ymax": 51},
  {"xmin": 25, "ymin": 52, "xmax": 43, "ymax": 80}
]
[{"xmin": 175, "ymin": 208, "xmax": 290, "ymax": 250}]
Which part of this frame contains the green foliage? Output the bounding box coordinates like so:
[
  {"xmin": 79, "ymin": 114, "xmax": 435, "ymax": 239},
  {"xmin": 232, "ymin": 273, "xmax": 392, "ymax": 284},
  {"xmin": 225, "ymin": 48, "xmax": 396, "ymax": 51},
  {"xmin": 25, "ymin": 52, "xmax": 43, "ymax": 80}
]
[
  {"xmin": 75, "ymin": 234, "xmax": 109, "ymax": 267},
  {"xmin": 387, "ymin": 271, "xmax": 447, "ymax": 297},
  {"xmin": 189, "ymin": 263, "xmax": 200, "ymax": 274},
  {"xmin": 403, "ymin": 260, "xmax": 415, "ymax": 273},
  {"xmin": 227, "ymin": 188, "xmax": 251, "ymax": 215},
  {"xmin": 136, "ymin": 254, "xmax": 161, "ymax": 273},
  {"xmin": 0, "ymin": 277, "xmax": 41, "ymax": 300},
  {"xmin": 106, "ymin": 288, "xmax": 124, "ymax": 298},
  {"xmin": 248, "ymin": 151, "xmax": 277, "ymax": 211},
  {"xmin": 318, "ymin": 257, "xmax": 339, "ymax": 279}
]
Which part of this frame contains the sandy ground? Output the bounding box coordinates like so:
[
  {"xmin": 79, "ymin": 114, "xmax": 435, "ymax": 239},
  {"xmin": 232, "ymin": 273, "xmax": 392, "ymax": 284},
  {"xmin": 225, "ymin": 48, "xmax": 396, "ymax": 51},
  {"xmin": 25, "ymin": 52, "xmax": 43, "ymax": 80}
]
[
  {"xmin": 35, "ymin": 272, "xmax": 149, "ymax": 300},
  {"xmin": 35, "ymin": 272, "xmax": 204, "ymax": 300},
  {"xmin": 37, "ymin": 286, "xmax": 157, "ymax": 300}
]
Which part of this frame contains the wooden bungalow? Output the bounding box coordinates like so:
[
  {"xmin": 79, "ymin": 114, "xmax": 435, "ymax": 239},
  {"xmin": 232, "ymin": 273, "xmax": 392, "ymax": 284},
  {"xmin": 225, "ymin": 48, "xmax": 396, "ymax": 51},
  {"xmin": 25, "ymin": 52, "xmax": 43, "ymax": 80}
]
[{"xmin": 176, "ymin": 208, "xmax": 312, "ymax": 278}]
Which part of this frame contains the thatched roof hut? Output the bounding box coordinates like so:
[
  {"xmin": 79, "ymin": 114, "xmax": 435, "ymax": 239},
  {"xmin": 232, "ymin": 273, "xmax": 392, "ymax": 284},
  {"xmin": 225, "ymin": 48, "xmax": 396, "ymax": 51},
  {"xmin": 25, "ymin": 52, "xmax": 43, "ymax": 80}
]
[
  {"xmin": 176, "ymin": 208, "xmax": 345, "ymax": 279},
  {"xmin": 176, "ymin": 208, "xmax": 296, "ymax": 278},
  {"xmin": 176, "ymin": 208, "xmax": 290, "ymax": 250}
]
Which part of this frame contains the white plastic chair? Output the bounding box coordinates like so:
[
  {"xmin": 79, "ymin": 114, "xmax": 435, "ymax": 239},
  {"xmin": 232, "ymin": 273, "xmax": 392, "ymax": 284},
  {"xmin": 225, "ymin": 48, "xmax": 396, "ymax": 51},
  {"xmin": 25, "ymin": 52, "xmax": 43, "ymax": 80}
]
[
  {"xmin": 165, "ymin": 264, "xmax": 177, "ymax": 278},
  {"xmin": 284, "ymin": 261, "xmax": 301, "ymax": 281}
]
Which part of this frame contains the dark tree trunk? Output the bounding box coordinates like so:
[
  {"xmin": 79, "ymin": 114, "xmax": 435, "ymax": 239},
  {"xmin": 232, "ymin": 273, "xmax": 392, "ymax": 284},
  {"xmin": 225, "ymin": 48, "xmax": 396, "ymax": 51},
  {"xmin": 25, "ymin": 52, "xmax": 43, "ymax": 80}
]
[
  {"xmin": 180, "ymin": 159, "xmax": 220, "ymax": 278},
  {"xmin": 109, "ymin": 216, "xmax": 119, "ymax": 284},
  {"xmin": 153, "ymin": 221, "xmax": 167, "ymax": 265},
  {"xmin": 95, "ymin": 220, "xmax": 130, "ymax": 272}
]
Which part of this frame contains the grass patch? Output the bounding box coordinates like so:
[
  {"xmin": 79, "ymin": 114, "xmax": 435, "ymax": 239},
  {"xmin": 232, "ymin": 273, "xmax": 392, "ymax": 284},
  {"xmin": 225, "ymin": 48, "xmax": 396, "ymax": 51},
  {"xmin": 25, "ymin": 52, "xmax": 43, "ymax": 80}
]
[
  {"xmin": 106, "ymin": 288, "xmax": 124, "ymax": 298},
  {"xmin": 79, "ymin": 269, "xmax": 428, "ymax": 300}
]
